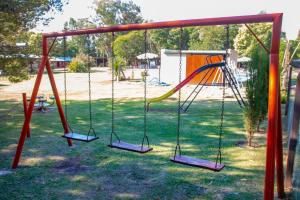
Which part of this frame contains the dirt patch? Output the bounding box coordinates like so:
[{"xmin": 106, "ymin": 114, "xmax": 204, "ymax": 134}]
[
  {"xmin": 53, "ymin": 157, "xmax": 89, "ymax": 174},
  {"xmin": 235, "ymin": 140, "xmax": 261, "ymax": 148},
  {"xmin": 0, "ymin": 67, "xmax": 244, "ymax": 101},
  {"xmin": 214, "ymin": 187, "xmax": 237, "ymax": 200},
  {"xmin": 235, "ymin": 140, "xmax": 248, "ymax": 147},
  {"xmin": 255, "ymin": 129, "xmax": 266, "ymax": 134},
  {"xmin": 175, "ymin": 182, "xmax": 207, "ymax": 199},
  {"xmin": 96, "ymin": 163, "xmax": 155, "ymax": 198}
]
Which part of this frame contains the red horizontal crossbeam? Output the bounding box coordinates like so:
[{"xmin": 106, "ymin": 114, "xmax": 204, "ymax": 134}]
[{"xmin": 43, "ymin": 13, "xmax": 281, "ymax": 38}]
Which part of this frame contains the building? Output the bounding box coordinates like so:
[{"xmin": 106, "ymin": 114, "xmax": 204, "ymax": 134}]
[
  {"xmin": 136, "ymin": 53, "xmax": 159, "ymax": 69},
  {"xmin": 160, "ymin": 49, "xmax": 238, "ymax": 85},
  {"xmin": 49, "ymin": 57, "xmax": 72, "ymax": 68}
]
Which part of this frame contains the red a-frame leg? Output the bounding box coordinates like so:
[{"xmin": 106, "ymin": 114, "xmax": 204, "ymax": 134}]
[
  {"xmin": 276, "ymin": 87, "xmax": 285, "ymax": 198},
  {"xmin": 12, "ymin": 37, "xmax": 72, "ymax": 169},
  {"xmin": 12, "ymin": 56, "xmax": 47, "ymax": 169},
  {"xmin": 45, "ymin": 59, "xmax": 72, "ymax": 146},
  {"xmin": 22, "ymin": 93, "xmax": 30, "ymax": 138},
  {"xmin": 264, "ymin": 14, "xmax": 283, "ymax": 200}
]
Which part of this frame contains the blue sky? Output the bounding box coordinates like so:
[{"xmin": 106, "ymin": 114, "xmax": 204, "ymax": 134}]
[{"xmin": 35, "ymin": 0, "xmax": 300, "ymax": 39}]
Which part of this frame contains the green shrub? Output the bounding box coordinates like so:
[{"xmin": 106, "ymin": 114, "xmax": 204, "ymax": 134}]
[
  {"xmin": 68, "ymin": 60, "xmax": 87, "ymax": 72},
  {"xmin": 112, "ymin": 56, "xmax": 126, "ymax": 80},
  {"xmin": 243, "ymin": 43, "xmax": 269, "ymax": 146},
  {"xmin": 68, "ymin": 53, "xmax": 95, "ymax": 73},
  {"xmin": 281, "ymin": 91, "xmax": 287, "ymax": 104},
  {"xmin": 4, "ymin": 59, "xmax": 30, "ymax": 83}
]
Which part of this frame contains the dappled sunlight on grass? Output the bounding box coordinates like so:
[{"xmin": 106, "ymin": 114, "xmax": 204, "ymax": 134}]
[
  {"xmin": 1, "ymin": 143, "xmax": 17, "ymax": 153},
  {"xmin": 66, "ymin": 189, "xmax": 86, "ymax": 196},
  {"xmin": 22, "ymin": 157, "xmax": 45, "ymax": 166},
  {"xmin": 0, "ymin": 99, "xmax": 278, "ymax": 199},
  {"xmin": 166, "ymin": 165, "xmax": 208, "ymax": 173},
  {"xmin": 115, "ymin": 193, "xmax": 140, "ymax": 199},
  {"xmin": 22, "ymin": 155, "xmax": 66, "ymax": 166},
  {"xmin": 69, "ymin": 175, "xmax": 87, "ymax": 182}
]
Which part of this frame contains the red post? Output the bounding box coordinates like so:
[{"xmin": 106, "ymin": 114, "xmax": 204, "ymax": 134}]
[
  {"xmin": 12, "ymin": 55, "xmax": 47, "ymax": 169},
  {"xmin": 22, "ymin": 93, "xmax": 30, "ymax": 138},
  {"xmin": 12, "ymin": 36, "xmax": 72, "ymax": 169},
  {"xmin": 45, "ymin": 59, "xmax": 72, "ymax": 146},
  {"xmin": 276, "ymin": 88, "xmax": 285, "ymax": 198},
  {"xmin": 264, "ymin": 14, "xmax": 283, "ymax": 200}
]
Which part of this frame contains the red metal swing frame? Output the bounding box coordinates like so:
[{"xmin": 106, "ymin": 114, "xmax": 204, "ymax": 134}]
[{"xmin": 11, "ymin": 13, "xmax": 284, "ymax": 200}]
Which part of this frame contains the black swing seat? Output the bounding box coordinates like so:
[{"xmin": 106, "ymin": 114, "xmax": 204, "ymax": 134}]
[
  {"xmin": 170, "ymin": 155, "xmax": 224, "ymax": 172},
  {"xmin": 108, "ymin": 141, "xmax": 153, "ymax": 153},
  {"xmin": 62, "ymin": 133, "xmax": 99, "ymax": 142}
]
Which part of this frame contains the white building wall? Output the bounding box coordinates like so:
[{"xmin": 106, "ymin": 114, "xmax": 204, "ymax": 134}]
[
  {"xmin": 160, "ymin": 49, "xmax": 239, "ymax": 85},
  {"xmin": 160, "ymin": 50, "xmax": 186, "ymax": 84},
  {"xmin": 227, "ymin": 49, "xmax": 238, "ymax": 69}
]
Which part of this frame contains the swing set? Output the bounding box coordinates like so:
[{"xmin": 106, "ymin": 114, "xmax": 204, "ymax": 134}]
[{"xmin": 12, "ymin": 13, "xmax": 284, "ymax": 200}]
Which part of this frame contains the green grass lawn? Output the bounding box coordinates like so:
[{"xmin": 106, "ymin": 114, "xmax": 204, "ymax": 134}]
[{"xmin": 0, "ymin": 98, "xmax": 269, "ymax": 199}]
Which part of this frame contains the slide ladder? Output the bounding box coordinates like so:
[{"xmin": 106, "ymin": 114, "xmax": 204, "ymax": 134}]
[
  {"xmin": 180, "ymin": 64, "xmax": 245, "ymax": 112},
  {"xmin": 147, "ymin": 62, "xmax": 225, "ymax": 109}
]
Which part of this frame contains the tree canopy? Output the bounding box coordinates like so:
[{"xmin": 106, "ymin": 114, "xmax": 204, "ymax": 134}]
[
  {"xmin": 94, "ymin": 0, "xmax": 143, "ymax": 25},
  {"xmin": 0, "ymin": 0, "xmax": 66, "ymax": 45},
  {"xmin": 234, "ymin": 23, "xmax": 272, "ymax": 56},
  {"xmin": 114, "ymin": 31, "xmax": 144, "ymax": 65}
]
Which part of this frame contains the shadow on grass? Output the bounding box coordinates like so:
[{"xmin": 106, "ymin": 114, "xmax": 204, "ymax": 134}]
[{"xmin": 0, "ymin": 99, "xmax": 267, "ymax": 199}]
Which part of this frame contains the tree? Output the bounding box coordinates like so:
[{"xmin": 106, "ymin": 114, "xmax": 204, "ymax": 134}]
[
  {"xmin": 114, "ymin": 31, "xmax": 144, "ymax": 65},
  {"xmin": 94, "ymin": 0, "xmax": 144, "ymax": 69},
  {"xmin": 150, "ymin": 28, "xmax": 190, "ymax": 52},
  {"xmin": 0, "ymin": 0, "xmax": 66, "ymax": 82},
  {"xmin": 190, "ymin": 26, "xmax": 225, "ymax": 50},
  {"xmin": 243, "ymin": 42, "xmax": 269, "ymax": 146},
  {"xmin": 234, "ymin": 23, "xmax": 272, "ymax": 145},
  {"xmin": 281, "ymin": 40, "xmax": 290, "ymax": 102},
  {"xmin": 68, "ymin": 53, "xmax": 96, "ymax": 73},
  {"xmin": 63, "ymin": 18, "xmax": 97, "ymax": 56},
  {"xmin": 4, "ymin": 59, "xmax": 30, "ymax": 82},
  {"xmin": 189, "ymin": 25, "xmax": 240, "ymax": 50},
  {"xmin": 94, "ymin": 0, "xmax": 143, "ymax": 26},
  {"xmin": 234, "ymin": 23, "xmax": 272, "ymax": 56},
  {"xmin": 0, "ymin": 0, "xmax": 66, "ymax": 45}
]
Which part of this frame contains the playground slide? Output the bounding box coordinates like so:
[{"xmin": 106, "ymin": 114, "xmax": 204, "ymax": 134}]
[{"xmin": 147, "ymin": 62, "xmax": 225, "ymax": 105}]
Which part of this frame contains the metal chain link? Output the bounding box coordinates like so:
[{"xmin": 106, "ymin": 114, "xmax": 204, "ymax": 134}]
[
  {"xmin": 144, "ymin": 30, "xmax": 148, "ymax": 138},
  {"xmin": 216, "ymin": 70, "xmax": 225, "ymax": 165},
  {"xmin": 111, "ymin": 32, "xmax": 115, "ymax": 144},
  {"xmin": 63, "ymin": 36, "xmax": 73, "ymax": 133},
  {"xmin": 110, "ymin": 32, "xmax": 120, "ymax": 144},
  {"xmin": 215, "ymin": 25, "xmax": 229, "ymax": 166},
  {"xmin": 141, "ymin": 30, "xmax": 150, "ymax": 149},
  {"xmin": 87, "ymin": 34, "xmax": 96, "ymax": 137},
  {"xmin": 63, "ymin": 36, "xmax": 68, "ymax": 122},
  {"xmin": 174, "ymin": 27, "xmax": 183, "ymax": 157}
]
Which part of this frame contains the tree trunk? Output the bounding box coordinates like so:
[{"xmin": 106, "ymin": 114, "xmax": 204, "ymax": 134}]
[
  {"xmin": 247, "ymin": 131, "xmax": 254, "ymax": 146},
  {"xmin": 281, "ymin": 41, "xmax": 290, "ymax": 94},
  {"xmin": 256, "ymin": 119, "xmax": 261, "ymax": 132}
]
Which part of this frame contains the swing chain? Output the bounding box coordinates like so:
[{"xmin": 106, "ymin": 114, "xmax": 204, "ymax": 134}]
[
  {"xmin": 110, "ymin": 32, "xmax": 120, "ymax": 144},
  {"xmin": 87, "ymin": 34, "xmax": 96, "ymax": 137},
  {"xmin": 216, "ymin": 69, "xmax": 225, "ymax": 166},
  {"xmin": 87, "ymin": 35, "xmax": 92, "ymax": 129},
  {"xmin": 63, "ymin": 36, "xmax": 67, "ymax": 122},
  {"xmin": 215, "ymin": 25, "xmax": 229, "ymax": 166},
  {"xmin": 141, "ymin": 30, "xmax": 150, "ymax": 149},
  {"xmin": 174, "ymin": 27, "xmax": 183, "ymax": 157},
  {"xmin": 63, "ymin": 36, "xmax": 73, "ymax": 133}
]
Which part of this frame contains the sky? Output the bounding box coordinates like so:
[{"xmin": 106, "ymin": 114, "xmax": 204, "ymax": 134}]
[{"xmin": 34, "ymin": 0, "xmax": 300, "ymax": 40}]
